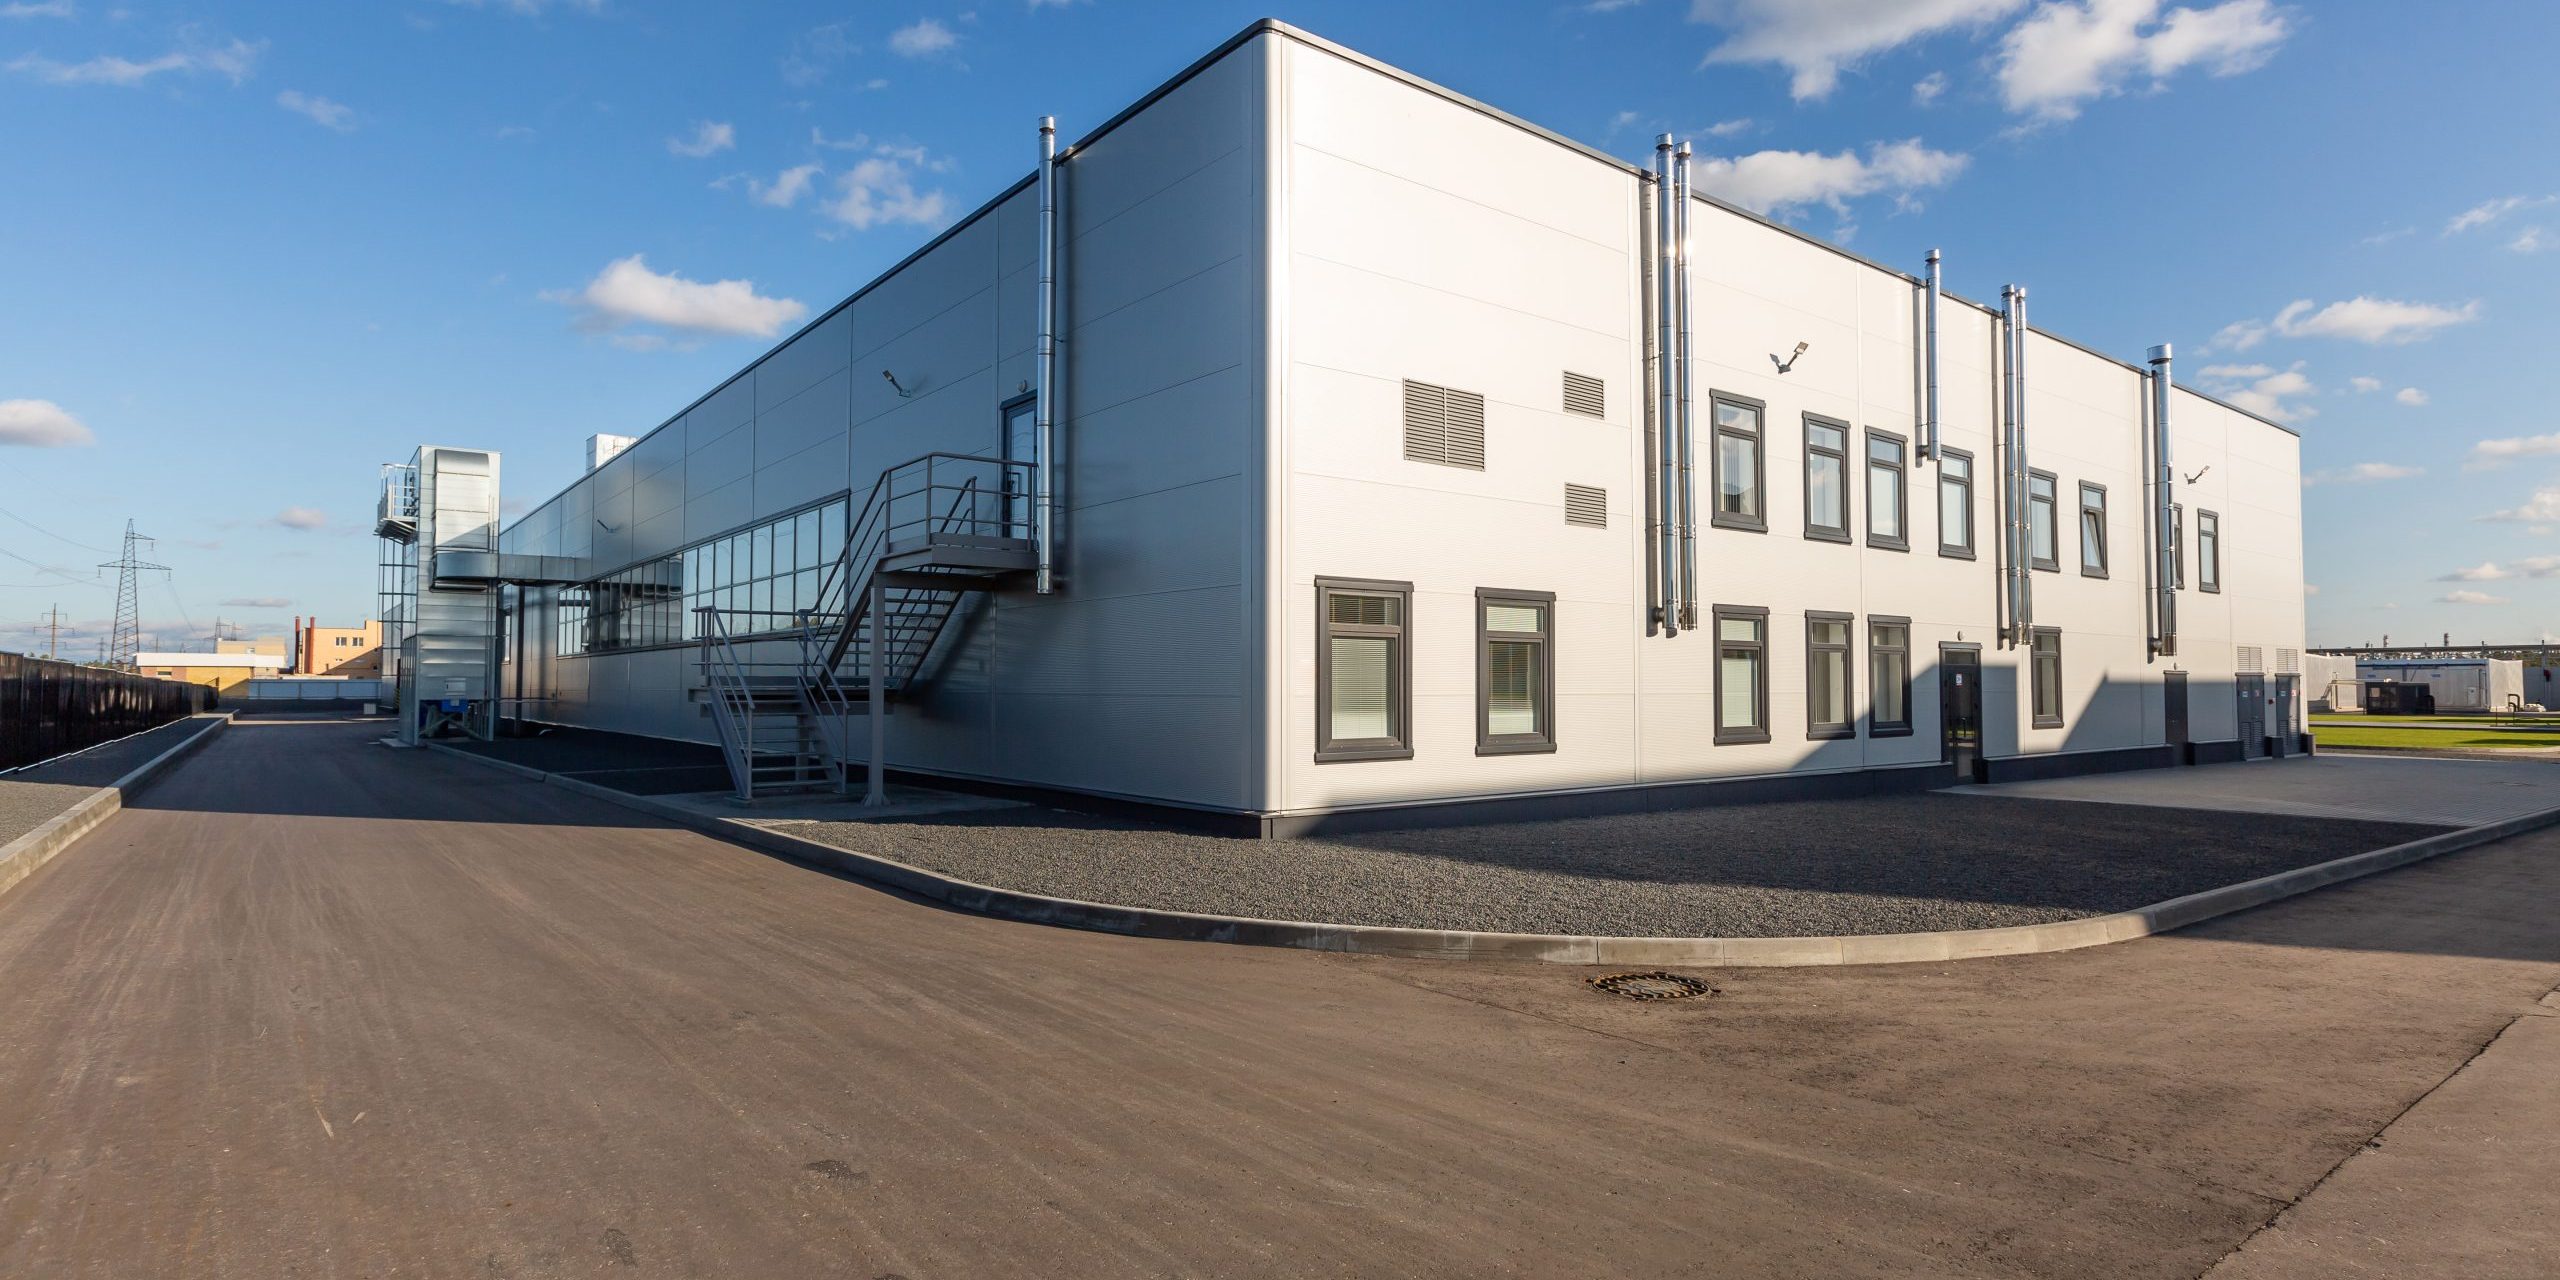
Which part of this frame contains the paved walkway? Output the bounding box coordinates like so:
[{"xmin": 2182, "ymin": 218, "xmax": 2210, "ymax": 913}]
[
  {"xmin": 1951, "ymin": 754, "xmax": 2560, "ymax": 826},
  {"xmin": 0, "ymin": 715, "xmax": 222, "ymax": 850},
  {"xmin": 0, "ymin": 717, "xmax": 2552, "ymax": 1278}
]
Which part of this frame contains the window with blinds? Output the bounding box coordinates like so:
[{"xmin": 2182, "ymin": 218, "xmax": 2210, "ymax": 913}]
[
  {"xmin": 1561, "ymin": 371, "xmax": 1605, "ymax": 418},
  {"xmin": 1478, "ymin": 590, "xmax": 1555, "ymax": 754},
  {"xmin": 1563, "ymin": 484, "xmax": 1607, "ymax": 528},
  {"xmin": 1402, "ymin": 379, "xmax": 1487, "ymax": 470},
  {"xmin": 1316, "ymin": 578, "xmax": 1413, "ymax": 763}
]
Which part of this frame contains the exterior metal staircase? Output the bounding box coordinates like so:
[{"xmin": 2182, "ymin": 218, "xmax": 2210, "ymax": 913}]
[{"xmin": 695, "ymin": 453, "xmax": 1036, "ymax": 802}]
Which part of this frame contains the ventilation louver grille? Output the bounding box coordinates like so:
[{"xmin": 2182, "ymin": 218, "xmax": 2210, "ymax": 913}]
[
  {"xmin": 2237, "ymin": 645, "xmax": 2265, "ymax": 673},
  {"xmin": 2277, "ymin": 647, "xmax": 2300, "ymax": 674},
  {"xmin": 1564, "ymin": 483, "xmax": 1608, "ymax": 528},
  {"xmin": 1403, "ymin": 379, "xmax": 1487, "ymax": 470},
  {"xmin": 1562, "ymin": 371, "xmax": 1606, "ymax": 418}
]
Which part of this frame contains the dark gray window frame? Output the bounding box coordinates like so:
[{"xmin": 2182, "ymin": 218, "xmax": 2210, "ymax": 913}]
[
  {"xmin": 1865, "ymin": 428, "xmax": 1909, "ymax": 552},
  {"xmin": 1869, "ymin": 614, "xmax": 1913, "ymax": 738},
  {"xmin": 2030, "ymin": 626, "xmax": 2064, "ymax": 729},
  {"xmin": 1801, "ymin": 413, "xmax": 1851, "ymax": 544},
  {"xmin": 2078, "ymin": 481, "xmax": 2109, "ymax": 579},
  {"xmin": 2198, "ymin": 509, "xmax": 2222, "ymax": 593},
  {"xmin": 1937, "ymin": 445, "xmax": 1976, "ymax": 560},
  {"xmin": 1475, "ymin": 588, "xmax": 1557, "ymax": 756},
  {"xmin": 1710, "ymin": 392, "xmax": 1769, "ymax": 534},
  {"xmin": 1315, "ymin": 576, "xmax": 1415, "ymax": 764},
  {"xmin": 2027, "ymin": 469, "xmax": 2061, "ymax": 572},
  {"xmin": 1805, "ymin": 609, "xmax": 1856, "ymax": 741},
  {"xmin": 1712, "ymin": 603, "xmax": 1772, "ymax": 745}
]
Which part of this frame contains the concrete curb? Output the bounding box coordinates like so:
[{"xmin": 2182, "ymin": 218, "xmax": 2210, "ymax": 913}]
[
  {"xmin": 420, "ymin": 741, "xmax": 2560, "ymax": 967},
  {"xmin": 0, "ymin": 714, "xmax": 232, "ymax": 903}
]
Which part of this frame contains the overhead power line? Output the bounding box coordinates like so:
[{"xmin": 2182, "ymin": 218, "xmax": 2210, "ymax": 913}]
[{"xmin": 0, "ymin": 506, "xmax": 111, "ymax": 554}]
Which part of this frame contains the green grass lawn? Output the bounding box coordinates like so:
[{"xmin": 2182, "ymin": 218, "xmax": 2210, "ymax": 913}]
[{"xmin": 2313, "ymin": 724, "xmax": 2560, "ymax": 751}]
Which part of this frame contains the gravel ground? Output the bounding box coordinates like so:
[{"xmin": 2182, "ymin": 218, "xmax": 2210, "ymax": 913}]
[
  {"xmin": 0, "ymin": 717, "xmax": 220, "ymax": 849},
  {"xmin": 774, "ymin": 795, "xmax": 2450, "ymax": 938}
]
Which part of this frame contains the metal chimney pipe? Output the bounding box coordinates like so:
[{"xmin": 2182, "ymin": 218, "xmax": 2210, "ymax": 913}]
[
  {"xmin": 1639, "ymin": 170, "xmax": 1662, "ymax": 636},
  {"xmin": 1923, "ymin": 250, "xmax": 1942, "ymax": 464},
  {"xmin": 2149, "ymin": 343, "xmax": 2179, "ymax": 657},
  {"xmin": 1653, "ymin": 136, "xmax": 1681, "ymax": 635},
  {"xmin": 1673, "ymin": 140, "xmax": 1698, "ymax": 630},
  {"xmin": 2012, "ymin": 286, "xmax": 2030, "ymax": 640},
  {"xmin": 1033, "ymin": 116, "xmax": 1062, "ymax": 595}
]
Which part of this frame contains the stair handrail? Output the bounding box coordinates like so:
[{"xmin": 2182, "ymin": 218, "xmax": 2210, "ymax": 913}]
[{"xmin": 695, "ymin": 604, "xmax": 760, "ymax": 799}]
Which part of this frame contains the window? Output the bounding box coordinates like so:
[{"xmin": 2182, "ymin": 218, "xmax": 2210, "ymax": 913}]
[
  {"xmin": 1869, "ymin": 618, "xmax": 1911, "ymax": 736},
  {"xmin": 1402, "ymin": 379, "xmax": 1487, "ymax": 470},
  {"xmin": 1803, "ymin": 415, "xmax": 1849, "ymax": 542},
  {"xmin": 1866, "ymin": 431, "xmax": 1908, "ymax": 551},
  {"xmin": 1938, "ymin": 448, "xmax": 1975, "ymax": 559},
  {"xmin": 2030, "ymin": 627, "xmax": 2063, "ymax": 728},
  {"xmin": 1711, "ymin": 394, "xmax": 1767, "ymax": 532},
  {"xmin": 1713, "ymin": 605, "xmax": 1770, "ymax": 744},
  {"xmin": 560, "ymin": 496, "xmax": 850, "ymax": 657},
  {"xmin": 1806, "ymin": 612, "xmax": 1853, "ymax": 740},
  {"xmin": 2027, "ymin": 470, "xmax": 2059, "ymax": 571},
  {"xmin": 2198, "ymin": 510, "xmax": 2221, "ymax": 593},
  {"xmin": 1002, "ymin": 395, "xmax": 1037, "ymax": 530},
  {"xmin": 1477, "ymin": 590, "xmax": 1555, "ymax": 755},
  {"xmin": 2171, "ymin": 504, "xmax": 2186, "ymax": 588},
  {"xmin": 2078, "ymin": 482, "xmax": 2108, "ymax": 578},
  {"xmin": 1317, "ymin": 578, "xmax": 1413, "ymax": 762}
]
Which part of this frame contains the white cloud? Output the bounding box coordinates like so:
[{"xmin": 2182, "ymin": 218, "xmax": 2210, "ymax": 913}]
[
  {"xmin": 544, "ymin": 254, "xmax": 808, "ymax": 339},
  {"xmin": 6, "ymin": 32, "xmax": 263, "ymax": 87},
  {"xmin": 276, "ymin": 89, "xmax": 356, "ymax": 132},
  {"xmin": 2438, "ymin": 589, "xmax": 2507, "ymax": 606},
  {"xmin": 2513, "ymin": 226, "xmax": 2549, "ymax": 254},
  {"xmin": 2480, "ymin": 486, "xmax": 2560, "ymax": 525},
  {"xmin": 2, "ymin": 2, "xmax": 77, "ymax": 18},
  {"xmin": 1912, "ymin": 70, "xmax": 1949, "ymax": 103},
  {"xmin": 748, "ymin": 163, "xmax": 822, "ymax": 208},
  {"xmin": 781, "ymin": 21, "xmax": 857, "ymax": 88},
  {"xmin": 1702, "ymin": 117, "xmax": 1755, "ymax": 137},
  {"xmin": 0, "ymin": 398, "xmax": 95, "ymax": 447},
  {"xmin": 1690, "ymin": 138, "xmax": 1968, "ymax": 217},
  {"xmin": 1996, "ymin": 0, "xmax": 2290, "ymax": 122},
  {"xmin": 2470, "ymin": 434, "xmax": 2560, "ymax": 470},
  {"xmin": 2200, "ymin": 360, "xmax": 2314, "ymax": 422},
  {"xmin": 888, "ymin": 17, "xmax": 957, "ymax": 59},
  {"xmin": 826, "ymin": 152, "xmax": 951, "ymax": 230},
  {"xmin": 666, "ymin": 121, "xmax": 734, "ymax": 158},
  {"xmin": 2394, "ymin": 386, "xmax": 2427, "ymax": 407},
  {"xmin": 2267, "ymin": 296, "xmax": 2480, "ymax": 345},
  {"xmin": 2302, "ymin": 461, "xmax": 2419, "ymax": 487},
  {"xmin": 220, "ymin": 595, "xmax": 293, "ymax": 608},
  {"xmin": 2444, "ymin": 194, "xmax": 2555, "ymax": 235},
  {"xmin": 2205, "ymin": 317, "xmax": 2267, "ymax": 353},
  {"xmin": 2436, "ymin": 562, "xmax": 2508, "ymax": 582},
  {"xmin": 2359, "ymin": 225, "xmax": 2415, "ymax": 246},
  {"xmin": 2347, "ymin": 375, "xmax": 2381, "ymax": 393},
  {"xmin": 495, "ymin": 123, "xmax": 536, "ymax": 141},
  {"xmin": 440, "ymin": 0, "xmax": 605, "ymax": 14},
  {"xmin": 271, "ymin": 506, "xmax": 329, "ymax": 531},
  {"xmin": 1585, "ymin": 0, "xmax": 1645, "ymax": 10},
  {"xmin": 1689, "ymin": 0, "xmax": 2026, "ymax": 101}
]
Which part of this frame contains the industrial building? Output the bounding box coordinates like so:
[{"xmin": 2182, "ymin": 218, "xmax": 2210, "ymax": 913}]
[
  {"xmin": 138, "ymin": 650, "xmax": 287, "ymax": 693},
  {"xmin": 380, "ymin": 20, "xmax": 2309, "ymax": 832}
]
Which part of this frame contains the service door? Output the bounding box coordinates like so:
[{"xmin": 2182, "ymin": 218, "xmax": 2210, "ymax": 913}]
[
  {"xmin": 1941, "ymin": 646, "xmax": 1982, "ymax": 783},
  {"xmin": 2271, "ymin": 674, "xmax": 2299, "ymax": 757},
  {"xmin": 2163, "ymin": 670, "xmax": 2190, "ymax": 763},
  {"xmin": 2237, "ymin": 674, "xmax": 2268, "ymax": 760}
]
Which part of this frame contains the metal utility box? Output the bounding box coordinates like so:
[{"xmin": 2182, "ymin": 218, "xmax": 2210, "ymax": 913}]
[{"xmin": 2363, "ymin": 682, "xmax": 2436, "ymax": 716}]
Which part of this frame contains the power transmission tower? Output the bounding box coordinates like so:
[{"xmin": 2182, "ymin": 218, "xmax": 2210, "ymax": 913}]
[
  {"xmin": 96, "ymin": 520, "xmax": 169, "ymax": 671},
  {"xmin": 37, "ymin": 603, "xmax": 71, "ymax": 660}
]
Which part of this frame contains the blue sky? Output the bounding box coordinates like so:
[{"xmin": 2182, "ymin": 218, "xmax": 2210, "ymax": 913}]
[{"xmin": 3, "ymin": 0, "xmax": 2554, "ymax": 656}]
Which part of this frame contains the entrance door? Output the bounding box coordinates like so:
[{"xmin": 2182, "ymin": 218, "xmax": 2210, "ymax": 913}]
[
  {"xmin": 1940, "ymin": 646, "xmax": 1982, "ymax": 783},
  {"xmin": 1001, "ymin": 396, "xmax": 1037, "ymax": 534},
  {"xmin": 2271, "ymin": 674, "xmax": 2299, "ymax": 757},
  {"xmin": 2237, "ymin": 674, "xmax": 2268, "ymax": 759},
  {"xmin": 2163, "ymin": 670, "xmax": 2189, "ymax": 764}
]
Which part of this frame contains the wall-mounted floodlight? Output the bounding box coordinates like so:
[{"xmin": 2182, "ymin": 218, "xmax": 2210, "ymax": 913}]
[
  {"xmin": 1772, "ymin": 341, "xmax": 1809, "ymax": 374},
  {"xmin": 882, "ymin": 370, "xmax": 914, "ymax": 399},
  {"xmin": 2183, "ymin": 465, "xmax": 2212, "ymax": 484}
]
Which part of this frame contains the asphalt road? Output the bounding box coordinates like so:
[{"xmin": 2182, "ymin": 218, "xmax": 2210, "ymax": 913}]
[{"xmin": 0, "ymin": 717, "xmax": 2552, "ymax": 1278}]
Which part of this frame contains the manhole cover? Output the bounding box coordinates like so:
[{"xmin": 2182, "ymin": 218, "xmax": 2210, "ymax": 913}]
[{"xmin": 1587, "ymin": 971, "xmax": 1717, "ymax": 1001}]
